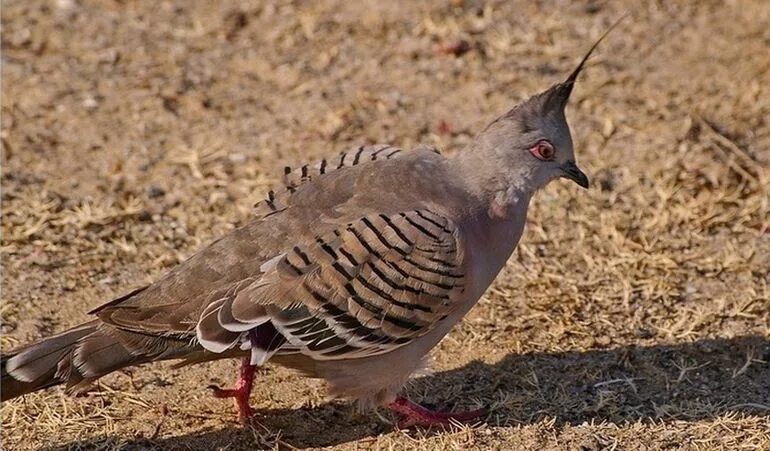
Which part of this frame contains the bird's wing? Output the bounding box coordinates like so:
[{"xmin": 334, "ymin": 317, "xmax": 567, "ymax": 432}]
[
  {"xmin": 89, "ymin": 145, "xmax": 458, "ymax": 362},
  {"xmin": 91, "ymin": 144, "xmax": 419, "ymax": 332},
  {"xmin": 195, "ymin": 208, "xmax": 466, "ymax": 361}
]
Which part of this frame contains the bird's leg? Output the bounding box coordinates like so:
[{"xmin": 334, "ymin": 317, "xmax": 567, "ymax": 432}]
[
  {"xmin": 208, "ymin": 358, "xmax": 257, "ymax": 422},
  {"xmin": 387, "ymin": 396, "xmax": 486, "ymax": 428}
]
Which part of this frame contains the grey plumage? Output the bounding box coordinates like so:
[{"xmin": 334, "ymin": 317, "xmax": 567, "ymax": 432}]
[{"xmin": 1, "ymin": 22, "xmax": 621, "ymax": 412}]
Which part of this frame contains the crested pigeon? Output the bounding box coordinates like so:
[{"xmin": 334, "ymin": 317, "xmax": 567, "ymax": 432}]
[{"xmin": 1, "ymin": 23, "xmax": 619, "ymax": 428}]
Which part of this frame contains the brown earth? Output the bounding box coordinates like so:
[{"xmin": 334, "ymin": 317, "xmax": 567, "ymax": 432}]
[{"xmin": 2, "ymin": 0, "xmax": 769, "ymax": 450}]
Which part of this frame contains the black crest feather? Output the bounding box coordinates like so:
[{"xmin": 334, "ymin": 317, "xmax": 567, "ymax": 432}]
[{"xmin": 545, "ymin": 14, "xmax": 629, "ymax": 110}]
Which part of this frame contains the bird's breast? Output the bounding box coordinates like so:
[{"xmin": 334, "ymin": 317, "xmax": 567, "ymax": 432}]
[{"xmin": 461, "ymin": 198, "xmax": 530, "ymax": 304}]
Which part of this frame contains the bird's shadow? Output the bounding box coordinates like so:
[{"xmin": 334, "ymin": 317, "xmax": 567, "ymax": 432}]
[{"xmin": 46, "ymin": 335, "xmax": 769, "ymax": 450}]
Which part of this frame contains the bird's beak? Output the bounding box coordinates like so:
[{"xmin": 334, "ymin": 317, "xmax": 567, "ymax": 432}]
[{"xmin": 561, "ymin": 160, "xmax": 589, "ymax": 189}]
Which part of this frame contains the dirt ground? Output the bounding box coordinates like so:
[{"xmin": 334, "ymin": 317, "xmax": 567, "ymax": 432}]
[{"xmin": 2, "ymin": 0, "xmax": 769, "ymax": 449}]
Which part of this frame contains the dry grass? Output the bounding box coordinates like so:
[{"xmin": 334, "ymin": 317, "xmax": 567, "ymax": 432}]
[{"xmin": 2, "ymin": 0, "xmax": 769, "ymax": 450}]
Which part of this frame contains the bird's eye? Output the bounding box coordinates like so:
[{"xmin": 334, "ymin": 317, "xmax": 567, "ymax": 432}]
[{"xmin": 529, "ymin": 140, "xmax": 555, "ymax": 161}]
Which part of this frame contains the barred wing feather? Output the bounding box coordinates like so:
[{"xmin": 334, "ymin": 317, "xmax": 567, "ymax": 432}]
[{"xmin": 196, "ymin": 209, "xmax": 465, "ymax": 362}]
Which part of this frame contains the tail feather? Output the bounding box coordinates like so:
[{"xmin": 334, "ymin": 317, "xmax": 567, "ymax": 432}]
[{"xmin": 1, "ymin": 321, "xmax": 153, "ymax": 401}]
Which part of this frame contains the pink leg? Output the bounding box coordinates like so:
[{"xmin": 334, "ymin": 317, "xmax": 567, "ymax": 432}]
[
  {"xmin": 208, "ymin": 358, "xmax": 257, "ymax": 423},
  {"xmin": 388, "ymin": 396, "xmax": 486, "ymax": 428}
]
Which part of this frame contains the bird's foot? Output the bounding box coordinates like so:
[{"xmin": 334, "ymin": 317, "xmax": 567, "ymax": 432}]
[
  {"xmin": 387, "ymin": 396, "xmax": 486, "ymax": 428},
  {"xmin": 208, "ymin": 358, "xmax": 257, "ymax": 423}
]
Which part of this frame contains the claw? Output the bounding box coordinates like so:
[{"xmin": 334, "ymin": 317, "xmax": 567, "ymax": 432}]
[
  {"xmin": 208, "ymin": 358, "xmax": 257, "ymax": 423},
  {"xmin": 388, "ymin": 396, "xmax": 486, "ymax": 428}
]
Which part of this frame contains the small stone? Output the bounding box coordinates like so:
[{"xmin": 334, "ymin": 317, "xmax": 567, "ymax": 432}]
[
  {"xmin": 56, "ymin": 0, "xmax": 77, "ymax": 10},
  {"xmin": 147, "ymin": 185, "xmax": 166, "ymax": 199},
  {"xmin": 435, "ymin": 40, "xmax": 472, "ymax": 57},
  {"xmin": 98, "ymin": 276, "xmax": 117, "ymax": 286},
  {"xmin": 82, "ymin": 96, "xmax": 99, "ymax": 109},
  {"xmin": 229, "ymin": 153, "xmax": 247, "ymax": 164}
]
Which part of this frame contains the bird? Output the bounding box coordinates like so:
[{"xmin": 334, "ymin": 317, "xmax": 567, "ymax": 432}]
[{"xmin": 1, "ymin": 21, "xmax": 621, "ymax": 428}]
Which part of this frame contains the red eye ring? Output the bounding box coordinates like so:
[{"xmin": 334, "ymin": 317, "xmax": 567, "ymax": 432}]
[{"xmin": 529, "ymin": 140, "xmax": 555, "ymax": 161}]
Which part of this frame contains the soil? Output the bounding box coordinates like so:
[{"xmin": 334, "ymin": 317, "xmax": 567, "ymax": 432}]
[{"xmin": 2, "ymin": 1, "xmax": 769, "ymax": 450}]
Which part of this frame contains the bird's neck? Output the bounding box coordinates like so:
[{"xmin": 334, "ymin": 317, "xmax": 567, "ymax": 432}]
[
  {"xmin": 449, "ymin": 147, "xmax": 536, "ymax": 221},
  {"xmin": 459, "ymin": 188, "xmax": 532, "ymax": 303},
  {"xmin": 447, "ymin": 146, "xmax": 536, "ymax": 292}
]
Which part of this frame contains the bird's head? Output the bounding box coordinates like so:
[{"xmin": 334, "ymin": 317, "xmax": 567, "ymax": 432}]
[
  {"xmin": 478, "ymin": 72, "xmax": 588, "ymax": 191},
  {"xmin": 466, "ymin": 18, "xmax": 623, "ymax": 206}
]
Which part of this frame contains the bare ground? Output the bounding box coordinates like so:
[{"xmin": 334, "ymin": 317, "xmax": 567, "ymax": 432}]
[{"xmin": 2, "ymin": 0, "xmax": 769, "ymax": 450}]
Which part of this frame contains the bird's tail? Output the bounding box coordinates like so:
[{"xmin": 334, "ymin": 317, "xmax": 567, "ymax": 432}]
[{"xmin": 1, "ymin": 321, "xmax": 148, "ymax": 401}]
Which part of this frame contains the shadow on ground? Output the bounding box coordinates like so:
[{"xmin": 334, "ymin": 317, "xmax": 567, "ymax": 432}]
[{"xmin": 46, "ymin": 336, "xmax": 769, "ymax": 450}]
